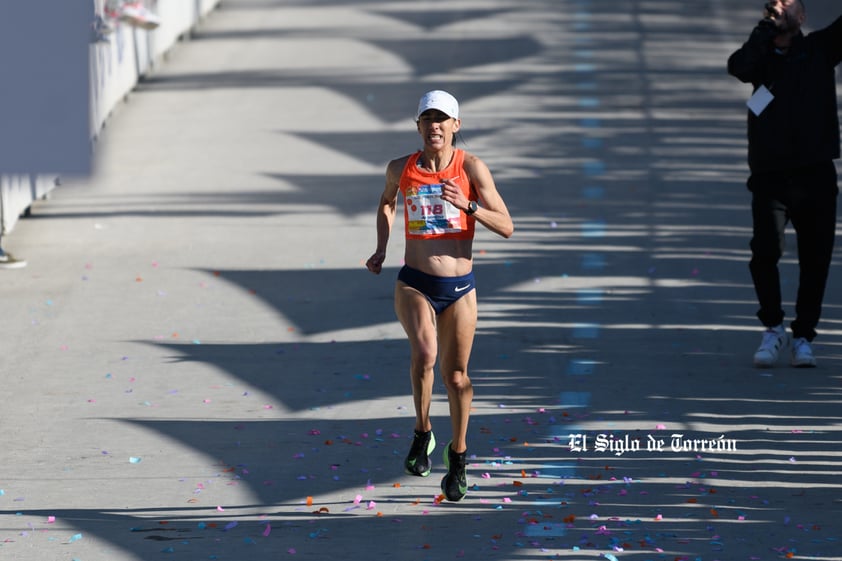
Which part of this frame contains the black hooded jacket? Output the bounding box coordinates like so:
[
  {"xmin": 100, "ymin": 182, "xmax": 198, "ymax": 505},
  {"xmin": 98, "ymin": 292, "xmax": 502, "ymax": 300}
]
[{"xmin": 728, "ymin": 16, "xmax": 842, "ymax": 174}]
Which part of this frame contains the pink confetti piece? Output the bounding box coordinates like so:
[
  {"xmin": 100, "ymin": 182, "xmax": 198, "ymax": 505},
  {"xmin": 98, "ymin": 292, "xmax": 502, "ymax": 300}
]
[
  {"xmin": 47, "ymin": 516, "xmax": 55, "ymax": 524},
  {"xmin": 655, "ymin": 424, "xmax": 666, "ymax": 430},
  {"xmin": 216, "ymin": 506, "xmax": 225, "ymax": 512},
  {"xmin": 287, "ymin": 548, "xmax": 296, "ymax": 554},
  {"xmin": 366, "ymin": 501, "xmax": 376, "ymax": 510},
  {"xmin": 354, "ymin": 495, "xmax": 363, "ymax": 504},
  {"xmin": 262, "ymin": 524, "xmax": 271, "ymax": 537}
]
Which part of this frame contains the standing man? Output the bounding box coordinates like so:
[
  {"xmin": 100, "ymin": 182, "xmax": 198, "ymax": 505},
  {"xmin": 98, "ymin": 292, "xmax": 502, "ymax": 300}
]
[{"xmin": 728, "ymin": 1, "xmax": 842, "ymax": 368}]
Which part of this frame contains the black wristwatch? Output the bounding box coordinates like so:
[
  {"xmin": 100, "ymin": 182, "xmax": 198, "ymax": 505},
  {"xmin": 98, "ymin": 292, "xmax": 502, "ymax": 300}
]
[{"xmin": 465, "ymin": 201, "xmax": 478, "ymax": 215}]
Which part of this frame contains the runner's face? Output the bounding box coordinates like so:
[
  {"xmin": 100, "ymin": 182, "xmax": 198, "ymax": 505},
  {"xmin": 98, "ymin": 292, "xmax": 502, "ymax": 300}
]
[{"xmin": 417, "ymin": 110, "xmax": 460, "ymax": 149}]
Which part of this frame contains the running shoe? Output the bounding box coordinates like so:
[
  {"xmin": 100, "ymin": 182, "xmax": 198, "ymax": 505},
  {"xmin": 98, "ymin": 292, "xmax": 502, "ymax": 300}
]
[
  {"xmin": 440, "ymin": 441, "xmax": 467, "ymax": 502},
  {"xmin": 791, "ymin": 337, "xmax": 817, "ymax": 368},
  {"xmin": 404, "ymin": 430, "xmax": 435, "ymax": 477},
  {"xmin": 753, "ymin": 324, "xmax": 788, "ymax": 367}
]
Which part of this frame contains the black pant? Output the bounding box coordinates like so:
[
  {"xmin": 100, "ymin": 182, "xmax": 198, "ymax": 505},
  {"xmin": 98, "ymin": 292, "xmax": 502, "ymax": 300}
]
[{"xmin": 748, "ymin": 162, "xmax": 838, "ymax": 341}]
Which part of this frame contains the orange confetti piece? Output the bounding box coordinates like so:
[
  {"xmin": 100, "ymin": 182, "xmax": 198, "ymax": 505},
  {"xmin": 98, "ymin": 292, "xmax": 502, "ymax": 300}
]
[
  {"xmin": 513, "ymin": 481, "xmax": 523, "ymax": 487},
  {"xmin": 392, "ymin": 483, "xmax": 401, "ymax": 488},
  {"xmin": 563, "ymin": 515, "xmax": 575, "ymax": 523},
  {"xmin": 710, "ymin": 508, "xmax": 719, "ymax": 518},
  {"xmin": 521, "ymin": 470, "xmax": 527, "ymax": 477},
  {"xmin": 686, "ymin": 498, "xmax": 698, "ymax": 503},
  {"xmin": 135, "ymin": 277, "xmax": 143, "ymax": 282},
  {"xmin": 306, "ymin": 496, "xmax": 313, "ymax": 507}
]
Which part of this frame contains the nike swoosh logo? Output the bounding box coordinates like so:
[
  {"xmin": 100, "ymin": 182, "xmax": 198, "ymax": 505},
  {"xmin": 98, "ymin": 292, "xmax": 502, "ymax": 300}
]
[{"xmin": 455, "ymin": 284, "xmax": 471, "ymax": 293}]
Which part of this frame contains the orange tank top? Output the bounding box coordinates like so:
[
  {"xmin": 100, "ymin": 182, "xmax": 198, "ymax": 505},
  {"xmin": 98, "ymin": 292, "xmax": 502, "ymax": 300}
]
[{"xmin": 399, "ymin": 149, "xmax": 475, "ymax": 240}]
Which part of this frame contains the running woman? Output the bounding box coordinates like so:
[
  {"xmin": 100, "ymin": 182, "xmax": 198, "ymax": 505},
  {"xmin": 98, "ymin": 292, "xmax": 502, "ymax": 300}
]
[{"xmin": 366, "ymin": 90, "xmax": 513, "ymax": 501}]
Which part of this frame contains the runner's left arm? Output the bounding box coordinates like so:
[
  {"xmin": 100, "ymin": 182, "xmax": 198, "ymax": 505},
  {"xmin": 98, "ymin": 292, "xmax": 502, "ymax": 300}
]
[{"xmin": 442, "ymin": 153, "xmax": 513, "ymax": 239}]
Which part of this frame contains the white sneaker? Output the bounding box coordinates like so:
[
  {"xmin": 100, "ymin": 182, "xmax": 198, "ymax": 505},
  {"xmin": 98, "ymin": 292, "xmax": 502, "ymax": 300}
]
[
  {"xmin": 791, "ymin": 337, "xmax": 817, "ymax": 368},
  {"xmin": 753, "ymin": 325, "xmax": 788, "ymax": 368},
  {"xmin": 119, "ymin": 2, "xmax": 161, "ymax": 30},
  {"xmin": 0, "ymin": 250, "xmax": 26, "ymax": 269}
]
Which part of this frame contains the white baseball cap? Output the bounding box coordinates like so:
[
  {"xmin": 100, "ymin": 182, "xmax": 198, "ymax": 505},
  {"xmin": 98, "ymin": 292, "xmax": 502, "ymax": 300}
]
[{"xmin": 416, "ymin": 90, "xmax": 459, "ymax": 120}]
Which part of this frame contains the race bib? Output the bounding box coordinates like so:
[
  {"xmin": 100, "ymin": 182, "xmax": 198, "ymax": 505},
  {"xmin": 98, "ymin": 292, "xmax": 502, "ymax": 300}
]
[{"xmin": 405, "ymin": 183, "xmax": 462, "ymax": 236}]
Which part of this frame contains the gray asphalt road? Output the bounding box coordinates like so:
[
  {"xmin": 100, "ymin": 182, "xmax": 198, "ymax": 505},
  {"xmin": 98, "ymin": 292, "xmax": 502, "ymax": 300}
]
[{"xmin": 1, "ymin": 1, "xmax": 841, "ymax": 560}]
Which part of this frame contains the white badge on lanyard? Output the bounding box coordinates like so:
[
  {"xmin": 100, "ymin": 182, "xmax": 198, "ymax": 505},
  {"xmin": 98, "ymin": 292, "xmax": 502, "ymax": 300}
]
[{"xmin": 747, "ymin": 85, "xmax": 774, "ymax": 116}]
